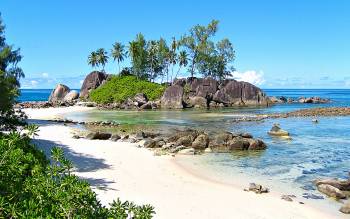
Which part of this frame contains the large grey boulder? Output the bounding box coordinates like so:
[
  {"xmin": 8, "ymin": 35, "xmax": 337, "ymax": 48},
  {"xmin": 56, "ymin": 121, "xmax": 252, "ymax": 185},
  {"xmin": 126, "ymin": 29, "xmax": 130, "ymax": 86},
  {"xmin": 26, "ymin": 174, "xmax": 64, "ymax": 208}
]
[
  {"xmin": 80, "ymin": 71, "xmax": 109, "ymax": 99},
  {"xmin": 49, "ymin": 84, "xmax": 70, "ymax": 103},
  {"xmin": 64, "ymin": 90, "xmax": 79, "ymax": 102},
  {"xmin": 186, "ymin": 77, "xmax": 218, "ymax": 98},
  {"xmin": 160, "ymin": 85, "xmax": 184, "ymax": 109},
  {"xmin": 213, "ymin": 79, "xmax": 268, "ymax": 106}
]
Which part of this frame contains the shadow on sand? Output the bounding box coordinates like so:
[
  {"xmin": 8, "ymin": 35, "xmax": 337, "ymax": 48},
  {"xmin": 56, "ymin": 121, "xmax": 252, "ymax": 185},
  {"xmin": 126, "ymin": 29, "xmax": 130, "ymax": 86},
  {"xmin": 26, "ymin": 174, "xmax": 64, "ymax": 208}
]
[{"xmin": 33, "ymin": 137, "xmax": 116, "ymax": 191}]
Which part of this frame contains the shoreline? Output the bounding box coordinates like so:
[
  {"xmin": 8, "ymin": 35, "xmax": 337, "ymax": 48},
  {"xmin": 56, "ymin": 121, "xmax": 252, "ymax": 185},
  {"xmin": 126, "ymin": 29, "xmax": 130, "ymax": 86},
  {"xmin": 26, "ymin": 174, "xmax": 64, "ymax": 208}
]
[{"xmin": 23, "ymin": 106, "xmax": 342, "ymax": 218}]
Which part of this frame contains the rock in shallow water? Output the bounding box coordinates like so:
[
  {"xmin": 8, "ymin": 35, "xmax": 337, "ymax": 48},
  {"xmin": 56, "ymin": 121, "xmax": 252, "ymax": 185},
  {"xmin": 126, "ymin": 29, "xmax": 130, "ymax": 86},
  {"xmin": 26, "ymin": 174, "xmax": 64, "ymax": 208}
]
[
  {"xmin": 317, "ymin": 184, "xmax": 346, "ymax": 199},
  {"xmin": 268, "ymin": 123, "xmax": 290, "ymax": 137}
]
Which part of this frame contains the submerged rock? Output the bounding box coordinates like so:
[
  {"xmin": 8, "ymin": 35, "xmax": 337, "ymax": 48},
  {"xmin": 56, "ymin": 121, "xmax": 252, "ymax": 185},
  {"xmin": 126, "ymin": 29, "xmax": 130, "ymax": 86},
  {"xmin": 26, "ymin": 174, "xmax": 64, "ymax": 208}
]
[
  {"xmin": 268, "ymin": 123, "xmax": 290, "ymax": 137},
  {"xmin": 177, "ymin": 148, "xmax": 195, "ymax": 155}
]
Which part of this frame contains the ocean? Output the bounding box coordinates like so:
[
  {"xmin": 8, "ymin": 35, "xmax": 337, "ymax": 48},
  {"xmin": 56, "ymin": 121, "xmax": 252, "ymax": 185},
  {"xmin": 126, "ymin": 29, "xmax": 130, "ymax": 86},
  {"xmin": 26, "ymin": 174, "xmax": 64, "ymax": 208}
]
[{"xmin": 19, "ymin": 88, "xmax": 350, "ymax": 214}]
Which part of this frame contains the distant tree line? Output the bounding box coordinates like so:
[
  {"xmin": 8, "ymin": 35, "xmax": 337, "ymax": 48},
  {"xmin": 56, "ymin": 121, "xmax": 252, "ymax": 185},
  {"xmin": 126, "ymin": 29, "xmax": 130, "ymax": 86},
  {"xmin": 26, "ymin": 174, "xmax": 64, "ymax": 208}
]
[{"xmin": 88, "ymin": 20, "xmax": 235, "ymax": 82}]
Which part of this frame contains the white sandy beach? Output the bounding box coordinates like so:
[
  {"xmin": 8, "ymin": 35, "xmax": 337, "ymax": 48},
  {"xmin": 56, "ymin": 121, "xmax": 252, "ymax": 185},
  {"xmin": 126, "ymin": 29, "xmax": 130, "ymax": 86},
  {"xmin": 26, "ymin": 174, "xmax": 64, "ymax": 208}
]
[{"xmin": 24, "ymin": 107, "xmax": 338, "ymax": 219}]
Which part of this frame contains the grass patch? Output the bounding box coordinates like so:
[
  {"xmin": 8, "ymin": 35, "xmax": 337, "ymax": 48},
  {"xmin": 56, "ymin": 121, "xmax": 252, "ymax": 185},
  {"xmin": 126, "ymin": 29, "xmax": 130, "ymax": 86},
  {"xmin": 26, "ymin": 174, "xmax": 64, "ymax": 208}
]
[{"xmin": 89, "ymin": 75, "xmax": 166, "ymax": 104}]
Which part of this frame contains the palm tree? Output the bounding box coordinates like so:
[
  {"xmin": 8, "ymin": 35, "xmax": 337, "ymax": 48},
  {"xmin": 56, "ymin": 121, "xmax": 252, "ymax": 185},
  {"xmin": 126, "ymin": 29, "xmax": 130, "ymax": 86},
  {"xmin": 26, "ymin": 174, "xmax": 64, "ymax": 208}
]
[
  {"xmin": 111, "ymin": 42, "xmax": 126, "ymax": 74},
  {"xmin": 88, "ymin": 51, "xmax": 99, "ymax": 69},
  {"xmin": 174, "ymin": 50, "xmax": 188, "ymax": 82},
  {"xmin": 96, "ymin": 48, "xmax": 108, "ymax": 72}
]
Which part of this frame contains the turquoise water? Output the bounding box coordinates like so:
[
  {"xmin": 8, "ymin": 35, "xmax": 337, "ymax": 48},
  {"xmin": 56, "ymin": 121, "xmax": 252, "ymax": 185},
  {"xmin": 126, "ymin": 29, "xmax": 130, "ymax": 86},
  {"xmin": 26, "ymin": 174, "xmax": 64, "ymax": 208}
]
[{"xmin": 22, "ymin": 89, "xmax": 350, "ymax": 214}]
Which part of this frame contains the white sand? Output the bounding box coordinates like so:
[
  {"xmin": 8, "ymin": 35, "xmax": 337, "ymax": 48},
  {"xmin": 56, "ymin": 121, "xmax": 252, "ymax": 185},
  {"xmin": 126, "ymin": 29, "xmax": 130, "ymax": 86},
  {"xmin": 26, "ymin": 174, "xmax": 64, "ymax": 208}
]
[{"xmin": 25, "ymin": 107, "xmax": 338, "ymax": 219}]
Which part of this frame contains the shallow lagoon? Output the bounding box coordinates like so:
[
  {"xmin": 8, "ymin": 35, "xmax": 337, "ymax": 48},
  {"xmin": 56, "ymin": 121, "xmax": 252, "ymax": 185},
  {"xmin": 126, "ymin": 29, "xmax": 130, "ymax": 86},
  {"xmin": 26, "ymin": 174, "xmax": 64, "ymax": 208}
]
[{"xmin": 63, "ymin": 89, "xmax": 350, "ymax": 215}]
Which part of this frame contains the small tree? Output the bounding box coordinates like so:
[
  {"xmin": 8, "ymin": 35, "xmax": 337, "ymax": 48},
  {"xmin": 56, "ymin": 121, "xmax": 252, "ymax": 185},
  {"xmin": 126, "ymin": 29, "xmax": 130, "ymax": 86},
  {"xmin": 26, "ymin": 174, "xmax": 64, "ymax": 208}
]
[
  {"xmin": 0, "ymin": 13, "xmax": 25, "ymax": 131},
  {"xmin": 179, "ymin": 20, "xmax": 219, "ymax": 78},
  {"xmin": 111, "ymin": 42, "xmax": 127, "ymax": 74},
  {"xmin": 173, "ymin": 50, "xmax": 188, "ymax": 81},
  {"xmin": 96, "ymin": 48, "xmax": 108, "ymax": 72},
  {"xmin": 88, "ymin": 51, "xmax": 99, "ymax": 69},
  {"xmin": 129, "ymin": 33, "xmax": 148, "ymax": 79}
]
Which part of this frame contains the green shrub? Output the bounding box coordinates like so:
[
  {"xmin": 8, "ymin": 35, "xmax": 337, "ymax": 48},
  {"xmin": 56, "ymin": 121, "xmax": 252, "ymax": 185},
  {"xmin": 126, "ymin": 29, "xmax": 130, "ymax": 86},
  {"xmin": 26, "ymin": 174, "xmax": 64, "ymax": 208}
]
[
  {"xmin": 0, "ymin": 126, "xmax": 155, "ymax": 218},
  {"xmin": 89, "ymin": 75, "xmax": 166, "ymax": 104}
]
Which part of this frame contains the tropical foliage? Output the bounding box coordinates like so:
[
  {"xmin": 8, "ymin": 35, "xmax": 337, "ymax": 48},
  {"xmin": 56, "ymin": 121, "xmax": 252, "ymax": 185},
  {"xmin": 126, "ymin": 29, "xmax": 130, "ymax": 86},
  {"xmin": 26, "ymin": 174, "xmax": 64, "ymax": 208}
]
[
  {"xmin": 89, "ymin": 75, "xmax": 166, "ymax": 104},
  {"xmin": 0, "ymin": 14, "xmax": 155, "ymax": 218},
  {"xmin": 87, "ymin": 20, "xmax": 235, "ymax": 82},
  {"xmin": 0, "ymin": 126, "xmax": 155, "ymax": 218},
  {"xmin": 0, "ymin": 13, "xmax": 25, "ymax": 131}
]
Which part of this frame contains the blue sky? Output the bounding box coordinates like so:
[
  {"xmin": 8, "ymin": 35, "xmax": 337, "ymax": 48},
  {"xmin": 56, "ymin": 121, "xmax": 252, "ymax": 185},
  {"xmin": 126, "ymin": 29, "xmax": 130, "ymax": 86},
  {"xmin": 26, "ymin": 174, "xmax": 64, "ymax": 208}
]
[{"xmin": 1, "ymin": 0, "xmax": 349, "ymax": 89}]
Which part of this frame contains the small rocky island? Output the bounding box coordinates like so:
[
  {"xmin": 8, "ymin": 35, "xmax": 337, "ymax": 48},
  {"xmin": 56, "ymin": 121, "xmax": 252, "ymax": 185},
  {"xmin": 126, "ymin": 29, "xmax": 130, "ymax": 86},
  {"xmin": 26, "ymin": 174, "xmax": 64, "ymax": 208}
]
[{"xmin": 17, "ymin": 71, "xmax": 331, "ymax": 110}]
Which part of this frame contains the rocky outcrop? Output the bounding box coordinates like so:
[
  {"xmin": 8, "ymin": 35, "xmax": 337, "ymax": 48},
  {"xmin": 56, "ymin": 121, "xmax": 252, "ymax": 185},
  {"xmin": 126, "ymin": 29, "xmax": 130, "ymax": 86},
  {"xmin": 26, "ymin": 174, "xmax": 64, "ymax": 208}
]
[
  {"xmin": 64, "ymin": 90, "xmax": 79, "ymax": 102},
  {"xmin": 160, "ymin": 85, "xmax": 184, "ymax": 109},
  {"xmin": 161, "ymin": 77, "xmax": 269, "ymax": 109},
  {"xmin": 269, "ymin": 96, "xmax": 330, "ymax": 104},
  {"xmin": 49, "ymin": 84, "xmax": 70, "ymax": 103},
  {"xmin": 80, "ymin": 71, "xmax": 109, "ymax": 99}
]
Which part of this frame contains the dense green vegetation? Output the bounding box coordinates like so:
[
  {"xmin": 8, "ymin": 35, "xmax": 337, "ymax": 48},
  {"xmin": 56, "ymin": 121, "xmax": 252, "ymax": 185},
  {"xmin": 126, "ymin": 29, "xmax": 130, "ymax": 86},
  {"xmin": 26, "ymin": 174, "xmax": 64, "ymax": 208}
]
[
  {"xmin": 90, "ymin": 75, "xmax": 166, "ymax": 104},
  {"xmin": 0, "ymin": 14, "xmax": 155, "ymax": 218},
  {"xmin": 88, "ymin": 19, "xmax": 235, "ymax": 82},
  {"xmin": 0, "ymin": 126, "xmax": 155, "ymax": 218},
  {"xmin": 0, "ymin": 13, "xmax": 25, "ymax": 131}
]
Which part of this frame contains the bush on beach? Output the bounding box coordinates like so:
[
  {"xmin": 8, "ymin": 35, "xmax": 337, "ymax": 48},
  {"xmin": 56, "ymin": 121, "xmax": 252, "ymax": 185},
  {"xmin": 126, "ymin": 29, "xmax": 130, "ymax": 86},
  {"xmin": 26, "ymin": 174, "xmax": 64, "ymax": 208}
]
[
  {"xmin": 89, "ymin": 75, "xmax": 166, "ymax": 104},
  {"xmin": 0, "ymin": 125, "xmax": 155, "ymax": 218}
]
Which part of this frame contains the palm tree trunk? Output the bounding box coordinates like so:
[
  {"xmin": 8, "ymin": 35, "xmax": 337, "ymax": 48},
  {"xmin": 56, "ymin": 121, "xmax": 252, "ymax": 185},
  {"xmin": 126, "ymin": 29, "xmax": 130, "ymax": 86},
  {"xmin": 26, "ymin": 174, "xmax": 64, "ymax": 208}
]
[{"xmin": 118, "ymin": 62, "xmax": 120, "ymax": 74}]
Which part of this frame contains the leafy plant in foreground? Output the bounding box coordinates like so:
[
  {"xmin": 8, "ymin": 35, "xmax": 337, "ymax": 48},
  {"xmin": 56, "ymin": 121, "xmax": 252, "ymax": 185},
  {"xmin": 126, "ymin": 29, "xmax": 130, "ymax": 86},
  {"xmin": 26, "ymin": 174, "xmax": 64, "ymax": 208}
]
[{"xmin": 0, "ymin": 126, "xmax": 155, "ymax": 218}]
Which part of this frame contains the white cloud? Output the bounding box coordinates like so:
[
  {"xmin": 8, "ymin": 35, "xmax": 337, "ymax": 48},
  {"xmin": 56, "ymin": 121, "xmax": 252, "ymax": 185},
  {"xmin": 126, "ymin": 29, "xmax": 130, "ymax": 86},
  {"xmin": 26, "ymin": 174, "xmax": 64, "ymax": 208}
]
[
  {"xmin": 42, "ymin": 73, "xmax": 49, "ymax": 78},
  {"xmin": 231, "ymin": 70, "xmax": 265, "ymax": 86},
  {"xmin": 30, "ymin": 80, "xmax": 38, "ymax": 87}
]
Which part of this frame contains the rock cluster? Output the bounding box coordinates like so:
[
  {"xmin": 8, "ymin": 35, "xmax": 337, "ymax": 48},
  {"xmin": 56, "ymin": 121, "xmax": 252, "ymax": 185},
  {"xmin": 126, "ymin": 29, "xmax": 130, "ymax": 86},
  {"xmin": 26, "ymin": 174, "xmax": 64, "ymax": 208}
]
[
  {"xmin": 314, "ymin": 177, "xmax": 350, "ymax": 214},
  {"xmin": 141, "ymin": 129, "xmax": 267, "ymax": 155},
  {"xmin": 161, "ymin": 77, "xmax": 269, "ymax": 109},
  {"xmin": 81, "ymin": 128, "xmax": 266, "ymax": 155},
  {"xmin": 269, "ymin": 96, "xmax": 330, "ymax": 104},
  {"xmin": 48, "ymin": 84, "xmax": 79, "ymax": 104}
]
